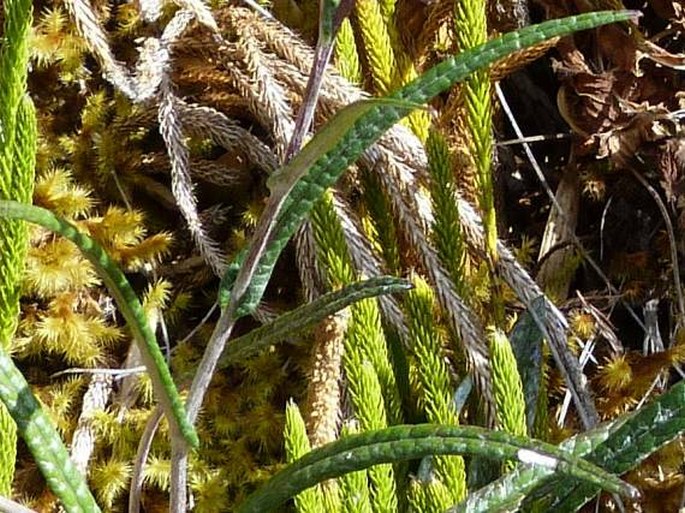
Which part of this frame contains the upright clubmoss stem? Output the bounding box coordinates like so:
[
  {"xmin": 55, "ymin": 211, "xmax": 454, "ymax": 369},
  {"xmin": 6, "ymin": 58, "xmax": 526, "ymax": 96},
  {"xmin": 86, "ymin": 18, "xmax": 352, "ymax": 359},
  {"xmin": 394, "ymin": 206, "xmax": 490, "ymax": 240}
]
[
  {"xmin": 0, "ymin": 0, "xmax": 34, "ymax": 497},
  {"xmin": 453, "ymin": 0, "xmax": 504, "ymax": 325}
]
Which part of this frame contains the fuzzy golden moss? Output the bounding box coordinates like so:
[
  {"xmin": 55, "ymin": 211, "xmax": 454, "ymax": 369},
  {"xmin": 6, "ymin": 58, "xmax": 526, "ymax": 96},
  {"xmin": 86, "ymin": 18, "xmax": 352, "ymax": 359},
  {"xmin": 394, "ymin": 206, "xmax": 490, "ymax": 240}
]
[
  {"xmin": 31, "ymin": 5, "xmax": 90, "ymax": 79},
  {"xmin": 30, "ymin": 292, "xmax": 121, "ymax": 366},
  {"xmin": 90, "ymin": 458, "xmax": 133, "ymax": 509},
  {"xmin": 596, "ymin": 346, "xmax": 685, "ymax": 419},
  {"xmin": 11, "ymin": 166, "xmax": 178, "ymax": 506},
  {"xmin": 175, "ymin": 342, "xmax": 305, "ymax": 508},
  {"xmin": 17, "ymin": 13, "xmax": 213, "ymax": 498},
  {"xmin": 568, "ymin": 310, "xmax": 597, "ymax": 341}
]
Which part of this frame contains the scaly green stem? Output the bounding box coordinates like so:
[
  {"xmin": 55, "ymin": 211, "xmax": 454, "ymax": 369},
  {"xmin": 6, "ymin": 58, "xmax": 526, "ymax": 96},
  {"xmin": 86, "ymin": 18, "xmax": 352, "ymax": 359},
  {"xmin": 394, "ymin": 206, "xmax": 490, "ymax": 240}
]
[{"xmin": 238, "ymin": 424, "xmax": 637, "ymax": 513}]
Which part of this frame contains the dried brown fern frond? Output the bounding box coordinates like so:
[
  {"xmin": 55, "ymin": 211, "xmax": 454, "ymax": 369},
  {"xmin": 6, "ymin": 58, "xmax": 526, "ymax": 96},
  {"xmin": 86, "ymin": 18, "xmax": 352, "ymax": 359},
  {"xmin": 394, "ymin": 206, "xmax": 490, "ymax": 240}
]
[
  {"xmin": 64, "ymin": 0, "xmax": 137, "ymax": 98},
  {"xmin": 64, "ymin": 0, "xmax": 230, "ymax": 275},
  {"xmin": 176, "ymin": 101, "xmax": 278, "ymax": 173},
  {"xmin": 158, "ymin": 85, "xmax": 227, "ymax": 274},
  {"xmin": 24, "ymin": 1, "xmax": 634, "ymax": 507},
  {"xmin": 294, "ymin": 222, "xmax": 327, "ymax": 302},
  {"xmin": 410, "ymin": 0, "xmax": 453, "ymax": 66}
]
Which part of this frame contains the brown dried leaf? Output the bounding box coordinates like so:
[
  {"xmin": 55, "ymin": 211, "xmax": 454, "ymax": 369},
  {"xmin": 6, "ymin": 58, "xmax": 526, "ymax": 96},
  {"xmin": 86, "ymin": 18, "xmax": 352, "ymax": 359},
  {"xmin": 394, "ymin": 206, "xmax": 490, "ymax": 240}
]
[
  {"xmin": 596, "ymin": 106, "xmax": 677, "ymax": 168},
  {"xmin": 658, "ymin": 137, "xmax": 685, "ymax": 203},
  {"xmin": 556, "ymin": 70, "xmax": 623, "ymax": 137},
  {"xmin": 636, "ymin": 38, "xmax": 685, "ymax": 71},
  {"xmin": 648, "ymin": 0, "xmax": 680, "ymax": 20},
  {"xmin": 596, "ymin": 24, "xmax": 641, "ymax": 73},
  {"xmin": 555, "ymin": 37, "xmax": 681, "ymax": 169}
]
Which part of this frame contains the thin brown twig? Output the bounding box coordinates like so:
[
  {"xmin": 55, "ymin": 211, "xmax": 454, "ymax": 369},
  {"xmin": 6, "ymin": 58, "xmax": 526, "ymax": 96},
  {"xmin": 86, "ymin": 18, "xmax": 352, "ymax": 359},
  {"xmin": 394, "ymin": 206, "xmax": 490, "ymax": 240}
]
[{"xmin": 629, "ymin": 165, "xmax": 685, "ymax": 328}]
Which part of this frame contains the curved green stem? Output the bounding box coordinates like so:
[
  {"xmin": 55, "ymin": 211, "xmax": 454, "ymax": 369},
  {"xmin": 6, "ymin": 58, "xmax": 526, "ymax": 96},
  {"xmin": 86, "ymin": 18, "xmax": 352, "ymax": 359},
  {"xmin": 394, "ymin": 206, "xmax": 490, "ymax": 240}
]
[
  {"xmin": 238, "ymin": 424, "xmax": 637, "ymax": 513},
  {"xmin": 454, "ymin": 377, "xmax": 685, "ymax": 512},
  {"xmin": 222, "ymin": 10, "xmax": 639, "ymax": 322},
  {"xmin": 0, "ymin": 200, "xmax": 199, "ymax": 449}
]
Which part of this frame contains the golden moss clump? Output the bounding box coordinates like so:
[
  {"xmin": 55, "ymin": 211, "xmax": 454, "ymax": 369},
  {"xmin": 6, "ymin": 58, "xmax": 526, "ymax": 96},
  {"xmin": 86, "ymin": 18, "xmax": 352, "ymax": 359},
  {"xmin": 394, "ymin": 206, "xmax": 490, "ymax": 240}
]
[
  {"xmin": 12, "ymin": 164, "xmax": 175, "ymax": 507},
  {"xmin": 170, "ymin": 338, "xmax": 304, "ymax": 509},
  {"xmin": 30, "ymin": 5, "xmax": 90, "ymax": 81},
  {"xmin": 82, "ymin": 207, "xmax": 172, "ymax": 271},
  {"xmin": 29, "ymin": 292, "xmax": 121, "ymax": 366},
  {"xmin": 568, "ymin": 310, "xmax": 596, "ymax": 341},
  {"xmin": 595, "ymin": 344, "xmax": 685, "ymax": 420}
]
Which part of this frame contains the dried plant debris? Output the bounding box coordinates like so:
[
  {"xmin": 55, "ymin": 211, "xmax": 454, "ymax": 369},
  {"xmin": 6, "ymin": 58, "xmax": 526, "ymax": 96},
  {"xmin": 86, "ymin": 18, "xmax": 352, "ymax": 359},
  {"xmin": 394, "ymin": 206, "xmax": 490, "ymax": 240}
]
[
  {"xmin": 509, "ymin": 1, "xmax": 684, "ymax": 311},
  {"xmin": 546, "ymin": 1, "xmax": 684, "ymax": 171}
]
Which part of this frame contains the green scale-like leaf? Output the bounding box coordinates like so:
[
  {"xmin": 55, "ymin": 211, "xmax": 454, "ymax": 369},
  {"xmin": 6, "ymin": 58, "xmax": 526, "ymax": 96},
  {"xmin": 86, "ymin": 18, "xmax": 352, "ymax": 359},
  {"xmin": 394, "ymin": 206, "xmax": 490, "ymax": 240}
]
[
  {"xmin": 0, "ymin": 0, "xmax": 57, "ymax": 505},
  {"xmin": 284, "ymin": 401, "xmax": 325, "ymax": 513}
]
